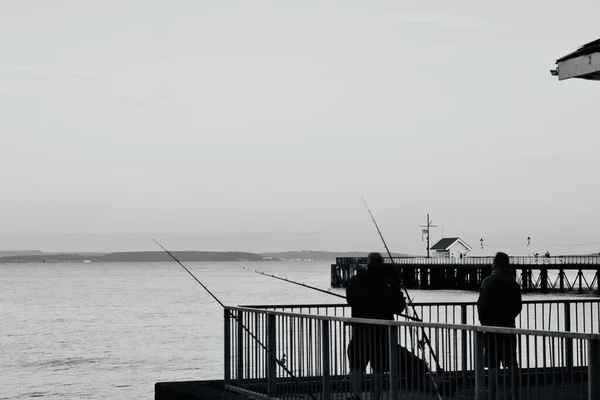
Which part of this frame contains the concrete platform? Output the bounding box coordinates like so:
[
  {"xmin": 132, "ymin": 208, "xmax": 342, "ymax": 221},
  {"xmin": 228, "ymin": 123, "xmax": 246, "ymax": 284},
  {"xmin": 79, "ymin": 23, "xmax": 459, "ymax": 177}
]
[
  {"xmin": 155, "ymin": 380, "xmax": 251, "ymax": 400},
  {"xmin": 156, "ymin": 379, "xmax": 589, "ymax": 400}
]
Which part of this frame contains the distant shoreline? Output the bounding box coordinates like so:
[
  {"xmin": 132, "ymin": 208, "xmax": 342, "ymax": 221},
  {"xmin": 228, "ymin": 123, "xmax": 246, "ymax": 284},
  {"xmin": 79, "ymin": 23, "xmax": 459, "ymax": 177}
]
[
  {"xmin": 0, "ymin": 250, "xmax": 410, "ymax": 264},
  {"xmin": 0, "ymin": 251, "xmax": 264, "ymax": 264}
]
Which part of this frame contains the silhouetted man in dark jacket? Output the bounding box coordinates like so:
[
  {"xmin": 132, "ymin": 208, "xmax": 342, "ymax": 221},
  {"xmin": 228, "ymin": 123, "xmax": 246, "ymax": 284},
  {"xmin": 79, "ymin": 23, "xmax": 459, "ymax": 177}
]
[
  {"xmin": 477, "ymin": 252, "xmax": 522, "ymax": 399},
  {"xmin": 346, "ymin": 252, "xmax": 406, "ymax": 400}
]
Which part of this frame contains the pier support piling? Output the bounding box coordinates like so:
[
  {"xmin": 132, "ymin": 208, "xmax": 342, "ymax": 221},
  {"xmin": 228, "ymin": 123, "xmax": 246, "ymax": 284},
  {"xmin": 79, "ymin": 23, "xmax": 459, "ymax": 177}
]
[
  {"xmin": 420, "ymin": 267, "xmax": 429, "ymax": 289},
  {"xmin": 541, "ymin": 268, "xmax": 548, "ymax": 293}
]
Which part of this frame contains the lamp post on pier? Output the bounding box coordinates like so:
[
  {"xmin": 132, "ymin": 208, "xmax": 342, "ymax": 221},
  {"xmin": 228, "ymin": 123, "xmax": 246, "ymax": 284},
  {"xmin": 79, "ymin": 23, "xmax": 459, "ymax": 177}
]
[
  {"xmin": 420, "ymin": 214, "xmax": 437, "ymax": 258},
  {"xmin": 527, "ymin": 236, "xmax": 531, "ymax": 256},
  {"xmin": 480, "ymin": 238, "xmax": 483, "ymax": 256}
]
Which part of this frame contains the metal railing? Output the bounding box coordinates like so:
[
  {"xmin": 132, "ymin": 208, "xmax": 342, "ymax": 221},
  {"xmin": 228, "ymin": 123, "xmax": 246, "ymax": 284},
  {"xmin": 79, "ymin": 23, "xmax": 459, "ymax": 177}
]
[
  {"xmin": 224, "ymin": 306, "xmax": 600, "ymax": 400},
  {"xmin": 336, "ymin": 256, "xmax": 600, "ymax": 266},
  {"xmin": 242, "ymin": 299, "xmax": 600, "ymax": 335}
]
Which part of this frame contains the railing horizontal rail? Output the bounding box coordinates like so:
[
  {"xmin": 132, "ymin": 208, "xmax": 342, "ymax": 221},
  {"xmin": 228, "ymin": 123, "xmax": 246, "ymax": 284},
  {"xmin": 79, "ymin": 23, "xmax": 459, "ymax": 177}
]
[
  {"xmin": 242, "ymin": 299, "xmax": 600, "ymax": 338},
  {"xmin": 229, "ymin": 305, "xmax": 600, "ymax": 340},
  {"xmin": 336, "ymin": 255, "xmax": 600, "ymax": 266},
  {"xmin": 243, "ymin": 298, "xmax": 600, "ymax": 309}
]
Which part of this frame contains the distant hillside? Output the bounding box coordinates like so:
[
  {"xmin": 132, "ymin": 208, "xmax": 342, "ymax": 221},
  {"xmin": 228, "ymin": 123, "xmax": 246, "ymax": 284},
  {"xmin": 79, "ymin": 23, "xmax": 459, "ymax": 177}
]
[
  {"xmin": 261, "ymin": 250, "xmax": 411, "ymax": 261},
  {"xmin": 0, "ymin": 253, "xmax": 103, "ymax": 263},
  {"xmin": 98, "ymin": 251, "xmax": 263, "ymax": 262},
  {"xmin": 0, "ymin": 250, "xmax": 46, "ymax": 257},
  {"xmin": 0, "ymin": 249, "xmax": 415, "ymax": 264},
  {"xmin": 0, "ymin": 251, "xmax": 265, "ymax": 263}
]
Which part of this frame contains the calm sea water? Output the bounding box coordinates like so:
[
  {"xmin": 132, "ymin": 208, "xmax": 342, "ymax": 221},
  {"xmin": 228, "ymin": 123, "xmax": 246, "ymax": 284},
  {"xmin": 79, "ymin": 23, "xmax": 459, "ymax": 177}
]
[{"xmin": 0, "ymin": 261, "xmax": 582, "ymax": 399}]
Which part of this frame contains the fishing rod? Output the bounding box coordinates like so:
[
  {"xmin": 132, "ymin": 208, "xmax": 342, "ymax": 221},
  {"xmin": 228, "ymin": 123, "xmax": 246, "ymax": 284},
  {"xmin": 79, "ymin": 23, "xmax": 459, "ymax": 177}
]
[
  {"xmin": 361, "ymin": 198, "xmax": 405, "ymax": 289},
  {"xmin": 153, "ymin": 239, "xmax": 316, "ymax": 398},
  {"xmin": 361, "ymin": 199, "xmax": 444, "ymax": 399},
  {"xmin": 254, "ymin": 270, "xmax": 346, "ymax": 299},
  {"xmin": 253, "ymin": 269, "xmax": 438, "ymax": 395},
  {"xmin": 154, "ymin": 239, "xmax": 224, "ymax": 307},
  {"xmin": 360, "ymin": 198, "xmax": 435, "ymax": 321},
  {"xmin": 254, "ymin": 270, "xmax": 423, "ymax": 322}
]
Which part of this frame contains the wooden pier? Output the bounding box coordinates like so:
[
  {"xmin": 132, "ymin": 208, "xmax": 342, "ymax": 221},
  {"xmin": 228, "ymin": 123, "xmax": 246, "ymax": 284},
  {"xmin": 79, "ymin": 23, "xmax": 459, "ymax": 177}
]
[{"xmin": 330, "ymin": 255, "xmax": 600, "ymax": 293}]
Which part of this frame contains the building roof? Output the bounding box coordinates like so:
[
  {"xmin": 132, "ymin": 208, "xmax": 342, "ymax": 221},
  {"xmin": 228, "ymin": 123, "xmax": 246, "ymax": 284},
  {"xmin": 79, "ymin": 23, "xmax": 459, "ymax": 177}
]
[
  {"xmin": 430, "ymin": 237, "xmax": 472, "ymax": 251},
  {"xmin": 556, "ymin": 38, "xmax": 600, "ymax": 63},
  {"xmin": 431, "ymin": 238, "xmax": 460, "ymax": 250},
  {"xmin": 552, "ymin": 38, "xmax": 600, "ymax": 81}
]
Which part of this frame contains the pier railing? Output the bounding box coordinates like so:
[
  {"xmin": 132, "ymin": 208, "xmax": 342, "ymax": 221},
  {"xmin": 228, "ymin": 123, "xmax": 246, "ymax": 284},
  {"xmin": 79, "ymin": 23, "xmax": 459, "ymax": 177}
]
[
  {"xmin": 337, "ymin": 255, "xmax": 600, "ymax": 266},
  {"xmin": 243, "ymin": 299, "xmax": 600, "ymax": 335},
  {"xmin": 224, "ymin": 306, "xmax": 600, "ymax": 400}
]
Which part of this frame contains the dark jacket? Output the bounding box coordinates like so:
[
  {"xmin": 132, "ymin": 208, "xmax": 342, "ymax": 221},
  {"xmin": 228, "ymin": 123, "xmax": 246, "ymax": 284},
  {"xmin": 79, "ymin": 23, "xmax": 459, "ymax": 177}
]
[
  {"xmin": 346, "ymin": 268, "xmax": 406, "ymax": 320},
  {"xmin": 477, "ymin": 267, "xmax": 522, "ymax": 328}
]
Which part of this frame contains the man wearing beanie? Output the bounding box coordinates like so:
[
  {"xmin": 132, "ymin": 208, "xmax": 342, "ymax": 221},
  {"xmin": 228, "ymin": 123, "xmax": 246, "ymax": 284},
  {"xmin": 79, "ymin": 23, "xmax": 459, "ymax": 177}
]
[{"xmin": 477, "ymin": 252, "xmax": 522, "ymax": 399}]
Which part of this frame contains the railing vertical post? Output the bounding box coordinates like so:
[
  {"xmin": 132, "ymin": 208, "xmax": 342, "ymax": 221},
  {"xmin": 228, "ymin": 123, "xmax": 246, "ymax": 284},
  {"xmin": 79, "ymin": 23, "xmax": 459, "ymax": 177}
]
[
  {"xmin": 461, "ymin": 305, "xmax": 468, "ymax": 385},
  {"xmin": 237, "ymin": 310, "xmax": 244, "ymax": 386},
  {"xmin": 564, "ymin": 301, "xmax": 574, "ymax": 375},
  {"xmin": 322, "ymin": 320, "xmax": 331, "ymax": 400},
  {"xmin": 588, "ymin": 337, "xmax": 600, "ymax": 400},
  {"xmin": 389, "ymin": 326, "xmax": 399, "ymax": 400},
  {"xmin": 267, "ymin": 314, "xmax": 277, "ymax": 398},
  {"xmin": 474, "ymin": 331, "xmax": 485, "ymax": 400},
  {"xmin": 224, "ymin": 308, "xmax": 231, "ymax": 387}
]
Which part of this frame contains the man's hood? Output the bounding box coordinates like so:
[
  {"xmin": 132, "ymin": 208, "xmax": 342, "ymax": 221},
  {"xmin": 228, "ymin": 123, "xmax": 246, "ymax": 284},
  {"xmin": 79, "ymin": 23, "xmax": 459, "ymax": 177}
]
[{"xmin": 491, "ymin": 267, "xmax": 516, "ymax": 279}]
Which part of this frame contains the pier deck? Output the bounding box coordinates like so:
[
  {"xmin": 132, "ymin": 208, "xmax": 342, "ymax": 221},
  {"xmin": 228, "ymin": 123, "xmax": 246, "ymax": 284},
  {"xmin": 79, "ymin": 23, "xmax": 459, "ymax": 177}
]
[
  {"xmin": 229, "ymin": 372, "xmax": 590, "ymax": 400},
  {"xmin": 155, "ymin": 378, "xmax": 589, "ymax": 400},
  {"xmin": 331, "ymin": 256, "xmax": 600, "ymax": 292},
  {"xmin": 155, "ymin": 380, "xmax": 251, "ymax": 400}
]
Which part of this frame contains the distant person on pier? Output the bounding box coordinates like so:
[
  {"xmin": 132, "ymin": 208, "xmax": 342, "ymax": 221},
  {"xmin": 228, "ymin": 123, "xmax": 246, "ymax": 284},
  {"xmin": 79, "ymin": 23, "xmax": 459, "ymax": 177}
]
[
  {"xmin": 346, "ymin": 252, "xmax": 406, "ymax": 400},
  {"xmin": 477, "ymin": 251, "xmax": 522, "ymax": 399}
]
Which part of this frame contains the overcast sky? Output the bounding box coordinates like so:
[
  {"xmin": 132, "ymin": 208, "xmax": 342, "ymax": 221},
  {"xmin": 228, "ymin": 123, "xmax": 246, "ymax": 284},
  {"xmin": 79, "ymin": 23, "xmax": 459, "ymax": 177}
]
[{"xmin": 1, "ymin": 1, "xmax": 599, "ymax": 255}]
